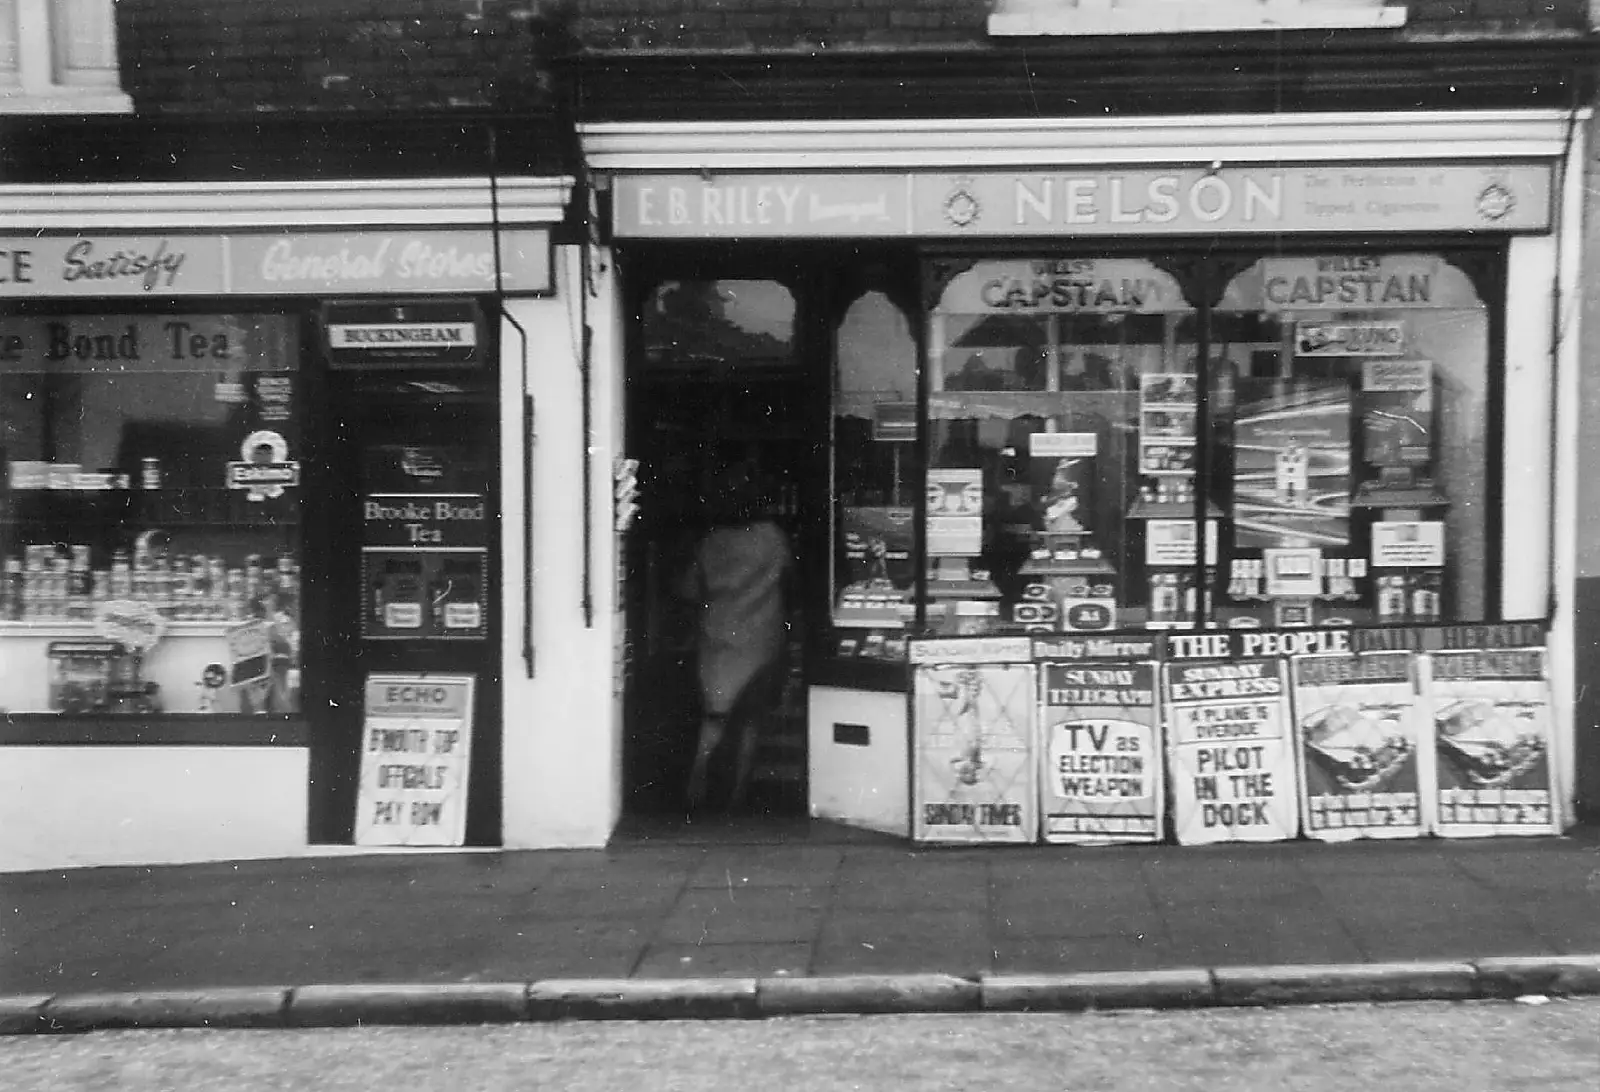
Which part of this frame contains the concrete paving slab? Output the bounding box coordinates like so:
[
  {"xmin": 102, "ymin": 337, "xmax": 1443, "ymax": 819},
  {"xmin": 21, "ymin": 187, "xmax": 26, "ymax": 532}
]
[
  {"xmin": 656, "ymin": 888, "xmax": 828, "ymax": 945},
  {"xmin": 990, "ymin": 935, "xmax": 1200, "ymax": 974},
  {"xmin": 634, "ymin": 943, "xmax": 813, "ymax": 979},
  {"xmin": 813, "ymin": 910, "xmax": 991, "ymax": 977}
]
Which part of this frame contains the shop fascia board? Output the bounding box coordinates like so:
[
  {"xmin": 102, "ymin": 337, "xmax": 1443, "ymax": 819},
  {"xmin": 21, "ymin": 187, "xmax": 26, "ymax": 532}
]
[
  {"xmin": 580, "ymin": 110, "xmax": 1581, "ymax": 173},
  {"xmin": 0, "ymin": 176, "xmax": 576, "ymax": 232}
]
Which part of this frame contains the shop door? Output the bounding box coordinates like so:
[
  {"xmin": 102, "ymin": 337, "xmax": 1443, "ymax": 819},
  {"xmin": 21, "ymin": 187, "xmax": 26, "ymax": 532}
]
[{"xmin": 306, "ymin": 378, "xmax": 501, "ymax": 845}]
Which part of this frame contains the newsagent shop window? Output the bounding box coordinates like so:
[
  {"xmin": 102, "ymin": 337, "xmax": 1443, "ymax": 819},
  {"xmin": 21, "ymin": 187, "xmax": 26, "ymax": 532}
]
[
  {"xmin": 0, "ymin": 314, "xmax": 304, "ymax": 716},
  {"xmin": 913, "ymin": 252, "xmax": 1491, "ymax": 638}
]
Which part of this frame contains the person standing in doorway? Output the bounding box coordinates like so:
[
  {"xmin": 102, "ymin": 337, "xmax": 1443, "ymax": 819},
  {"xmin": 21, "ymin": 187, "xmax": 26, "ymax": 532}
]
[{"xmin": 677, "ymin": 454, "xmax": 793, "ymax": 813}]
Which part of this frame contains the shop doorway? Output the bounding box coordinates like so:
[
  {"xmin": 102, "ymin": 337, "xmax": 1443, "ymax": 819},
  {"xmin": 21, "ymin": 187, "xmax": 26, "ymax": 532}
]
[
  {"xmin": 305, "ymin": 370, "xmax": 502, "ymax": 845},
  {"xmin": 621, "ymin": 277, "xmax": 821, "ymax": 818}
]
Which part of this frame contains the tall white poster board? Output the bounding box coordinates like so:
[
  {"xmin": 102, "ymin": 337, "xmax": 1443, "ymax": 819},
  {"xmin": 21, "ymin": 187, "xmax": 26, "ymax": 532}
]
[{"xmin": 355, "ymin": 673, "xmax": 476, "ymax": 846}]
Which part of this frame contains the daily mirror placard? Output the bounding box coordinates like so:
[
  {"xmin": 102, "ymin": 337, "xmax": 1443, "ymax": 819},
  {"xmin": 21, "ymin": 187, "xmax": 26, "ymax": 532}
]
[
  {"xmin": 1163, "ymin": 657, "xmax": 1298, "ymax": 845},
  {"xmin": 1292, "ymin": 651, "xmax": 1424, "ymax": 841},
  {"xmin": 355, "ymin": 674, "xmax": 475, "ymax": 847},
  {"xmin": 1427, "ymin": 646, "xmax": 1558, "ymax": 837},
  {"xmin": 1035, "ymin": 635, "xmax": 1162, "ymax": 844},
  {"xmin": 911, "ymin": 638, "xmax": 1036, "ymax": 844}
]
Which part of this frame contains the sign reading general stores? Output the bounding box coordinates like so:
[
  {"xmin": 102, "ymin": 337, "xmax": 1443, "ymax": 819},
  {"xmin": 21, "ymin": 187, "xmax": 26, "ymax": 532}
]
[{"xmin": 0, "ymin": 230, "xmax": 551, "ymax": 297}]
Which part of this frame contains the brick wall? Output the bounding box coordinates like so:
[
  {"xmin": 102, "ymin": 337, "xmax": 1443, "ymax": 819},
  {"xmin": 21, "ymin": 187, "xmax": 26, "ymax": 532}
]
[
  {"xmin": 119, "ymin": 0, "xmax": 574, "ymax": 115},
  {"xmin": 573, "ymin": 0, "xmax": 1590, "ymax": 52}
]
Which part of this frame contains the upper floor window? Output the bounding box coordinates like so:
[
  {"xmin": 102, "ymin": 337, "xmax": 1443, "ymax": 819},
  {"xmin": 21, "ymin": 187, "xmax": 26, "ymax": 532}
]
[
  {"xmin": 1, "ymin": 0, "xmax": 130, "ymax": 114},
  {"xmin": 988, "ymin": 0, "xmax": 1407, "ymax": 36}
]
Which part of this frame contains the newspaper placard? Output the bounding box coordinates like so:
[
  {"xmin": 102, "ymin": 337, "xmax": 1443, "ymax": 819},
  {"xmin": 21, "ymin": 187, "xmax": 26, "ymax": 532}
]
[
  {"xmin": 1163, "ymin": 657, "xmax": 1298, "ymax": 845},
  {"xmin": 1038, "ymin": 645, "xmax": 1162, "ymax": 845},
  {"xmin": 1292, "ymin": 651, "xmax": 1424, "ymax": 841},
  {"xmin": 1427, "ymin": 647, "xmax": 1558, "ymax": 837},
  {"xmin": 355, "ymin": 673, "xmax": 476, "ymax": 847},
  {"xmin": 912, "ymin": 646, "xmax": 1036, "ymax": 844}
]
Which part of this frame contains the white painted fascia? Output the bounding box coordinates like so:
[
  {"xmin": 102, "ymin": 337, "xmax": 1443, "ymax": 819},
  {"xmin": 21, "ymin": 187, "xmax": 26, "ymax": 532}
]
[
  {"xmin": 988, "ymin": 0, "xmax": 1406, "ymax": 36},
  {"xmin": 0, "ymin": 176, "xmax": 575, "ymax": 231},
  {"xmin": 581, "ymin": 111, "xmax": 1580, "ymax": 173}
]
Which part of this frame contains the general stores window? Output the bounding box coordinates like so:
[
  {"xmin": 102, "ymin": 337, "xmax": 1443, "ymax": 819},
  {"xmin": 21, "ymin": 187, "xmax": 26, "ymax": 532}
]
[{"xmin": 0, "ymin": 313, "xmax": 303, "ymax": 716}]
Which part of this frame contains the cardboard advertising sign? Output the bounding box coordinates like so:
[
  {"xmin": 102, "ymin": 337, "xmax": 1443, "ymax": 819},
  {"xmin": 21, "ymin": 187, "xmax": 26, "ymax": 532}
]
[
  {"xmin": 911, "ymin": 638, "xmax": 1036, "ymax": 843},
  {"xmin": 1292, "ymin": 651, "xmax": 1425, "ymax": 840},
  {"xmin": 1426, "ymin": 646, "xmax": 1558, "ymax": 837},
  {"xmin": 1036, "ymin": 635, "xmax": 1163, "ymax": 844},
  {"xmin": 354, "ymin": 674, "xmax": 475, "ymax": 846},
  {"xmin": 1163, "ymin": 657, "xmax": 1299, "ymax": 845}
]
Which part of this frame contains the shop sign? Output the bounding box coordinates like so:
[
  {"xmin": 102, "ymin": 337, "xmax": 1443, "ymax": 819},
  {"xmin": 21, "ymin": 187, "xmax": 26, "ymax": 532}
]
[
  {"xmin": 1165, "ymin": 622, "xmax": 1545, "ymax": 660},
  {"xmin": 613, "ymin": 164, "xmax": 1552, "ymax": 238},
  {"xmin": 1145, "ymin": 519, "xmax": 1219, "ymax": 567},
  {"xmin": 911, "ymin": 650, "xmax": 1037, "ymax": 843},
  {"xmin": 1428, "ymin": 645, "xmax": 1558, "ymax": 836},
  {"xmin": 354, "ymin": 673, "xmax": 476, "ymax": 846},
  {"xmin": 1255, "ymin": 255, "xmax": 1481, "ymax": 312},
  {"xmin": 1371, "ymin": 521, "xmax": 1446, "ymax": 568},
  {"xmin": 323, "ymin": 300, "xmax": 481, "ymax": 369},
  {"xmin": 1295, "ymin": 320, "xmax": 1406, "ymax": 356},
  {"xmin": 361, "ymin": 491, "xmax": 490, "ymax": 641},
  {"xmin": 0, "ymin": 230, "xmax": 552, "ymax": 297},
  {"xmin": 939, "ymin": 258, "xmax": 1188, "ymax": 315},
  {"xmin": 0, "ymin": 314, "xmax": 297, "ymax": 372},
  {"xmin": 1038, "ymin": 656, "xmax": 1163, "ymax": 845},
  {"xmin": 1163, "ymin": 656, "xmax": 1299, "ymax": 844},
  {"xmin": 1292, "ymin": 651, "xmax": 1425, "ymax": 840}
]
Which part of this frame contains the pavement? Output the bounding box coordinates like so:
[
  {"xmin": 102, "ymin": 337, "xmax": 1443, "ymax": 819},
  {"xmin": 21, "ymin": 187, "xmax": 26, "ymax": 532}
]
[{"xmin": 4, "ymin": 817, "xmax": 1600, "ymax": 1031}]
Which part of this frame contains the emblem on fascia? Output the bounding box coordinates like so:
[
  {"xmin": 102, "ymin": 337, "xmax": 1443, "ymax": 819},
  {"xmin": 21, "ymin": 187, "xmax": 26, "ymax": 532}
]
[
  {"xmin": 1476, "ymin": 180, "xmax": 1516, "ymax": 223},
  {"xmin": 943, "ymin": 177, "xmax": 982, "ymax": 229}
]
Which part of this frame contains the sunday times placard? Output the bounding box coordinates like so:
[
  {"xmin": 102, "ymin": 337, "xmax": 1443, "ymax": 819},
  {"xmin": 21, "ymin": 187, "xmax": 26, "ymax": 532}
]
[
  {"xmin": 1427, "ymin": 646, "xmax": 1558, "ymax": 837},
  {"xmin": 1292, "ymin": 651, "xmax": 1424, "ymax": 841},
  {"xmin": 1038, "ymin": 652, "xmax": 1162, "ymax": 845},
  {"xmin": 912, "ymin": 641, "xmax": 1036, "ymax": 844},
  {"xmin": 1163, "ymin": 657, "xmax": 1298, "ymax": 845}
]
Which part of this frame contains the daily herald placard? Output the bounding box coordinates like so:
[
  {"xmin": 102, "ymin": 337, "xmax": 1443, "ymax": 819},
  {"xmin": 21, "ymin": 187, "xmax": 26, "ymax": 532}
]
[
  {"xmin": 1163, "ymin": 657, "xmax": 1299, "ymax": 845},
  {"xmin": 1035, "ymin": 636, "xmax": 1162, "ymax": 844},
  {"xmin": 1292, "ymin": 651, "xmax": 1425, "ymax": 841},
  {"xmin": 355, "ymin": 674, "xmax": 475, "ymax": 847},
  {"xmin": 1427, "ymin": 646, "xmax": 1559, "ymax": 837},
  {"xmin": 911, "ymin": 638, "xmax": 1036, "ymax": 844}
]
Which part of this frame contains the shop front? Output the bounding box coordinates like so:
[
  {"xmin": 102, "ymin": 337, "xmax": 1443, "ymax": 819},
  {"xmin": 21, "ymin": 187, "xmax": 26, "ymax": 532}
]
[
  {"xmin": 588, "ymin": 108, "xmax": 1586, "ymax": 841},
  {"xmin": 0, "ymin": 178, "xmax": 584, "ymax": 871}
]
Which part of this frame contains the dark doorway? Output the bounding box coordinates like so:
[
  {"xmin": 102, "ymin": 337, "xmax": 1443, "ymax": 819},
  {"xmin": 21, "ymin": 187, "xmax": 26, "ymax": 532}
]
[
  {"xmin": 305, "ymin": 371, "xmax": 503, "ymax": 845},
  {"xmin": 621, "ymin": 276, "xmax": 820, "ymax": 818}
]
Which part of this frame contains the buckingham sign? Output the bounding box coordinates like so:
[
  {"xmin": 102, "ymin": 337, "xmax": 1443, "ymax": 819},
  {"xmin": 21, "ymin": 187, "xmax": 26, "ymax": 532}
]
[
  {"xmin": 324, "ymin": 300, "xmax": 481, "ymax": 368},
  {"xmin": 613, "ymin": 163, "xmax": 1552, "ymax": 238}
]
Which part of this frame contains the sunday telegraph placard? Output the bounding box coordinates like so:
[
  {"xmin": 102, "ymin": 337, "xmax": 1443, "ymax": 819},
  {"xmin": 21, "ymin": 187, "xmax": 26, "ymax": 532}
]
[{"xmin": 1036, "ymin": 636, "xmax": 1162, "ymax": 845}]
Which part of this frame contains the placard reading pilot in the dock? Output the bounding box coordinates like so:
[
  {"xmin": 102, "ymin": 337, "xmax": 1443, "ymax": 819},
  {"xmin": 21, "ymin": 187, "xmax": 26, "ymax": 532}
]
[{"xmin": 354, "ymin": 674, "xmax": 475, "ymax": 847}]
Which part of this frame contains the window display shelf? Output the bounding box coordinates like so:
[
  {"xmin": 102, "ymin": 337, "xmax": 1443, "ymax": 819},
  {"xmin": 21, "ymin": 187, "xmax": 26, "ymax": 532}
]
[
  {"xmin": 1127, "ymin": 500, "xmax": 1226, "ymax": 520},
  {"xmin": 0, "ymin": 619, "xmax": 236, "ymax": 638}
]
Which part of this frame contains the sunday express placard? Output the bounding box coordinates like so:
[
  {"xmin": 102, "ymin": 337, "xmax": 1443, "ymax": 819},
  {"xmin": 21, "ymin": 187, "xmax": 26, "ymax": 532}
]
[
  {"xmin": 1036, "ymin": 636, "xmax": 1162, "ymax": 844},
  {"xmin": 354, "ymin": 674, "xmax": 475, "ymax": 847},
  {"xmin": 1428, "ymin": 646, "xmax": 1558, "ymax": 837},
  {"xmin": 911, "ymin": 638, "xmax": 1037, "ymax": 843},
  {"xmin": 1163, "ymin": 656, "xmax": 1298, "ymax": 845},
  {"xmin": 1292, "ymin": 651, "xmax": 1424, "ymax": 840}
]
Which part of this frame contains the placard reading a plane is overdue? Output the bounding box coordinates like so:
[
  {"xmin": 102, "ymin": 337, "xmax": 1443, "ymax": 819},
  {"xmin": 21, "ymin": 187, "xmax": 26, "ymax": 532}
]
[{"xmin": 355, "ymin": 674, "xmax": 475, "ymax": 846}]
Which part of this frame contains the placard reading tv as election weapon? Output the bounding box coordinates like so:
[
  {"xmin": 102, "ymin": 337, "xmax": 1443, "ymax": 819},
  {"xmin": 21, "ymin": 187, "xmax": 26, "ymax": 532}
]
[
  {"xmin": 910, "ymin": 637, "xmax": 1037, "ymax": 844},
  {"xmin": 1034, "ymin": 635, "xmax": 1163, "ymax": 845},
  {"xmin": 355, "ymin": 673, "xmax": 475, "ymax": 847}
]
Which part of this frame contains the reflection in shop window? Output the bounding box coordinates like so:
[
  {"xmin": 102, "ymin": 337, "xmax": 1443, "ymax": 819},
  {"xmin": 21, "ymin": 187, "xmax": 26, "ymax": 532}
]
[
  {"xmin": 641, "ymin": 279, "xmax": 796, "ymax": 370},
  {"xmin": 0, "ymin": 314, "xmax": 302, "ymax": 716},
  {"xmin": 832, "ymin": 291, "xmax": 919, "ymax": 661}
]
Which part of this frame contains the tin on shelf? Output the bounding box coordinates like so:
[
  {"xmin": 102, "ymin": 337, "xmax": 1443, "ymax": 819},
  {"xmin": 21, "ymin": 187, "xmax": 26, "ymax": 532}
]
[{"xmin": 141, "ymin": 458, "xmax": 162, "ymax": 490}]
